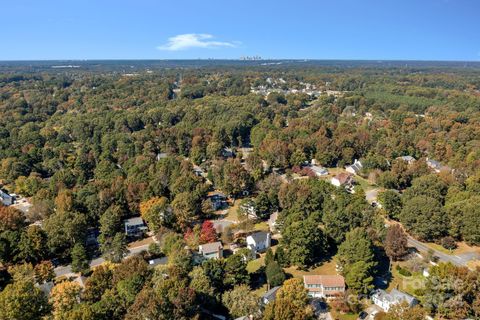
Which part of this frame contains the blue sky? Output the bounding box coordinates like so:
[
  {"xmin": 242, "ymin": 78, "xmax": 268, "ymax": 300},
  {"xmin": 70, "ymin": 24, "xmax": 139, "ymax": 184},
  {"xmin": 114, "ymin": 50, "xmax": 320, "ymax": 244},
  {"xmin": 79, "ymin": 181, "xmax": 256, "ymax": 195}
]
[{"xmin": 1, "ymin": 0, "xmax": 479, "ymax": 61}]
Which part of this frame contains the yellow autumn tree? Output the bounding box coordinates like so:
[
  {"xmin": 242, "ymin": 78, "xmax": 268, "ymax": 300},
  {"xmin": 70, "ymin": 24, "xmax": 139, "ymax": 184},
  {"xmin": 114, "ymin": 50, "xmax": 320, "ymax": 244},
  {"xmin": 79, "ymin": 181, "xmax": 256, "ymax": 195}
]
[
  {"xmin": 50, "ymin": 281, "xmax": 82, "ymax": 320},
  {"xmin": 139, "ymin": 196, "xmax": 171, "ymax": 232}
]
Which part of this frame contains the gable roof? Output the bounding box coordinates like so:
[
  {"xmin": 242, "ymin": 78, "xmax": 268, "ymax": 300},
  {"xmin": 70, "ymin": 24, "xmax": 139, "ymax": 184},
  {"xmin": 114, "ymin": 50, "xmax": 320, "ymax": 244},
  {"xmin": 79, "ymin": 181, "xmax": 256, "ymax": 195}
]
[
  {"xmin": 124, "ymin": 217, "xmax": 145, "ymax": 226},
  {"xmin": 311, "ymin": 165, "xmax": 328, "ymax": 175},
  {"xmin": 262, "ymin": 286, "xmax": 280, "ymax": 302},
  {"xmin": 346, "ymin": 159, "xmax": 363, "ymax": 173},
  {"xmin": 0, "ymin": 189, "xmax": 13, "ymax": 200},
  {"xmin": 199, "ymin": 241, "xmax": 223, "ymax": 254},
  {"xmin": 426, "ymin": 158, "xmax": 442, "ymax": 168},
  {"xmin": 398, "ymin": 155, "xmax": 415, "ymax": 162},
  {"xmin": 373, "ymin": 289, "xmax": 417, "ymax": 305},
  {"xmin": 303, "ymin": 275, "xmax": 345, "ymax": 287},
  {"xmin": 390, "ymin": 289, "xmax": 417, "ymax": 304},
  {"xmin": 333, "ymin": 172, "xmax": 353, "ymax": 185},
  {"xmin": 248, "ymin": 231, "xmax": 269, "ymax": 244}
]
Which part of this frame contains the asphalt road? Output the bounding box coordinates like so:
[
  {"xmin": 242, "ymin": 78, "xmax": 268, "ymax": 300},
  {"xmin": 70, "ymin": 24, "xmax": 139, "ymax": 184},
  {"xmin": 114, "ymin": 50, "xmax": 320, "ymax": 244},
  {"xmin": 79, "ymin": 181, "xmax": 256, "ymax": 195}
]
[
  {"xmin": 407, "ymin": 236, "xmax": 467, "ymax": 266},
  {"xmin": 54, "ymin": 241, "xmax": 152, "ymax": 277}
]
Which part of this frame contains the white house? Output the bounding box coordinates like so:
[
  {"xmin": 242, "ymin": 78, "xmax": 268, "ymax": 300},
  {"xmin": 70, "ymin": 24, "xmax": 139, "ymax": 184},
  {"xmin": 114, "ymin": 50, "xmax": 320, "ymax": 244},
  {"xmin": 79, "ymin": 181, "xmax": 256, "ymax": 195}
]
[
  {"xmin": 426, "ymin": 158, "xmax": 451, "ymax": 174},
  {"xmin": 345, "ymin": 159, "xmax": 363, "ymax": 175},
  {"xmin": 310, "ymin": 165, "xmax": 329, "ymax": 177},
  {"xmin": 246, "ymin": 231, "xmax": 271, "ymax": 253},
  {"xmin": 371, "ymin": 289, "xmax": 418, "ymax": 312},
  {"xmin": 330, "ymin": 173, "xmax": 354, "ymax": 188},
  {"xmin": 397, "ymin": 155, "xmax": 416, "ymax": 165}
]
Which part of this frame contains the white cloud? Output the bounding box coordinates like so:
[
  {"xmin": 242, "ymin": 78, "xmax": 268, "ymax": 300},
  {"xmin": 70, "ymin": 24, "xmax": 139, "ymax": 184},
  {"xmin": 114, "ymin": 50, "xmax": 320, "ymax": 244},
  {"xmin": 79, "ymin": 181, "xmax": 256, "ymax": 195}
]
[{"xmin": 157, "ymin": 33, "xmax": 239, "ymax": 51}]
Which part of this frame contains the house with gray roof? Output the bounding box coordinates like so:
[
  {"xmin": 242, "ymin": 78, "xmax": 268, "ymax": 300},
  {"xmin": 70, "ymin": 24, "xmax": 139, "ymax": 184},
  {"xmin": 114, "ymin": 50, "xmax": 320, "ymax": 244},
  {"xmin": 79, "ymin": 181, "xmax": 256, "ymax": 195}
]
[
  {"xmin": 246, "ymin": 231, "xmax": 271, "ymax": 253},
  {"xmin": 262, "ymin": 286, "xmax": 280, "ymax": 305},
  {"xmin": 0, "ymin": 189, "xmax": 15, "ymax": 206},
  {"xmin": 426, "ymin": 157, "xmax": 452, "ymax": 173},
  {"xmin": 311, "ymin": 165, "xmax": 329, "ymax": 177},
  {"xmin": 124, "ymin": 217, "xmax": 148, "ymax": 237},
  {"xmin": 345, "ymin": 159, "xmax": 363, "ymax": 175},
  {"xmin": 371, "ymin": 289, "xmax": 418, "ymax": 311},
  {"xmin": 199, "ymin": 241, "xmax": 223, "ymax": 260},
  {"xmin": 397, "ymin": 155, "xmax": 416, "ymax": 164}
]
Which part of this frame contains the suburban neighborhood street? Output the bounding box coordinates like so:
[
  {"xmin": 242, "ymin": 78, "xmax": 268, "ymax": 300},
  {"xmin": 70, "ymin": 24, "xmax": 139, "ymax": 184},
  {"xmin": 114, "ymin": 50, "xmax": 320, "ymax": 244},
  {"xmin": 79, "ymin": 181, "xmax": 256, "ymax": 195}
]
[
  {"xmin": 406, "ymin": 236, "xmax": 478, "ymax": 267},
  {"xmin": 54, "ymin": 239, "xmax": 154, "ymax": 277}
]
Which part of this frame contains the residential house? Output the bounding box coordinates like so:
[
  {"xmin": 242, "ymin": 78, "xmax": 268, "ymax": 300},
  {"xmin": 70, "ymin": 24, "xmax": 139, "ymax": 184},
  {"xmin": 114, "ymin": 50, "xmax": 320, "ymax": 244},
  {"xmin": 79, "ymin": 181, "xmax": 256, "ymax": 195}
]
[
  {"xmin": 0, "ymin": 189, "xmax": 15, "ymax": 206},
  {"xmin": 36, "ymin": 281, "xmax": 54, "ymax": 297},
  {"xmin": 208, "ymin": 191, "xmax": 227, "ymax": 211},
  {"xmin": 397, "ymin": 155, "xmax": 416, "ymax": 165},
  {"xmin": 371, "ymin": 289, "xmax": 418, "ymax": 312},
  {"xmin": 222, "ymin": 148, "xmax": 235, "ymax": 158},
  {"xmin": 156, "ymin": 152, "xmax": 168, "ymax": 161},
  {"xmin": 303, "ymin": 275, "xmax": 346, "ymax": 299},
  {"xmin": 310, "ymin": 165, "xmax": 329, "ymax": 177},
  {"xmin": 199, "ymin": 241, "xmax": 223, "ymax": 260},
  {"xmin": 74, "ymin": 275, "xmax": 88, "ymax": 288},
  {"xmin": 85, "ymin": 228, "xmax": 99, "ymax": 247},
  {"xmin": 330, "ymin": 173, "xmax": 354, "ymax": 188},
  {"xmin": 262, "ymin": 286, "xmax": 280, "ymax": 305},
  {"xmin": 246, "ymin": 231, "xmax": 271, "ymax": 253},
  {"xmin": 124, "ymin": 217, "xmax": 148, "ymax": 237},
  {"xmin": 345, "ymin": 159, "xmax": 363, "ymax": 175},
  {"xmin": 426, "ymin": 158, "xmax": 451, "ymax": 173},
  {"xmin": 148, "ymin": 256, "xmax": 168, "ymax": 267},
  {"xmin": 268, "ymin": 212, "xmax": 278, "ymax": 232}
]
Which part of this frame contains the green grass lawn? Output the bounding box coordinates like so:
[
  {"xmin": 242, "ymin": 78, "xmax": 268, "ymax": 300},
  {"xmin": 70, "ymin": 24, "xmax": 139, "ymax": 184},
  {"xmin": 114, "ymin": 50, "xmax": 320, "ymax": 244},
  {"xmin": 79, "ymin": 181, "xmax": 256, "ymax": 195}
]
[
  {"xmin": 246, "ymin": 255, "xmax": 265, "ymax": 274},
  {"xmin": 387, "ymin": 262, "xmax": 425, "ymax": 297},
  {"xmin": 251, "ymin": 284, "xmax": 268, "ymax": 297},
  {"xmin": 254, "ymin": 221, "xmax": 269, "ymax": 231},
  {"xmin": 284, "ymin": 258, "xmax": 338, "ymax": 279},
  {"xmin": 330, "ymin": 310, "xmax": 358, "ymax": 320}
]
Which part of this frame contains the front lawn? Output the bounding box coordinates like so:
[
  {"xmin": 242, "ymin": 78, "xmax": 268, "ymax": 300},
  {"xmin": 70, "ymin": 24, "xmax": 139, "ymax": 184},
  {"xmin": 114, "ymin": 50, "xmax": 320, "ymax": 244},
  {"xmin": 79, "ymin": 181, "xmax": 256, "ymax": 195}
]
[
  {"xmin": 330, "ymin": 310, "xmax": 358, "ymax": 320},
  {"xmin": 387, "ymin": 262, "xmax": 425, "ymax": 297}
]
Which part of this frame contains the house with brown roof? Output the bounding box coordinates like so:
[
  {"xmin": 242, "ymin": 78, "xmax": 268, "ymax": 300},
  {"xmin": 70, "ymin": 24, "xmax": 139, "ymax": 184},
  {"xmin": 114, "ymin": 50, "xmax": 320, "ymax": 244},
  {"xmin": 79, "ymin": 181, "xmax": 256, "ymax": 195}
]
[
  {"xmin": 199, "ymin": 241, "xmax": 223, "ymax": 260},
  {"xmin": 303, "ymin": 275, "xmax": 345, "ymax": 299},
  {"xmin": 330, "ymin": 173, "xmax": 354, "ymax": 188}
]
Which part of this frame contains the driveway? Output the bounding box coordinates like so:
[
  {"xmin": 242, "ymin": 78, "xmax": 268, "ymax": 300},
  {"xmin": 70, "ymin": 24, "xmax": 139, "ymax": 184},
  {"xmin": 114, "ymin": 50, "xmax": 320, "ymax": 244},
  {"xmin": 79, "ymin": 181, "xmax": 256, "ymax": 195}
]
[
  {"xmin": 365, "ymin": 189, "xmax": 379, "ymax": 204},
  {"xmin": 364, "ymin": 305, "xmax": 382, "ymax": 320},
  {"xmin": 212, "ymin": 219, "xmax": 235, "ymax": 232}
]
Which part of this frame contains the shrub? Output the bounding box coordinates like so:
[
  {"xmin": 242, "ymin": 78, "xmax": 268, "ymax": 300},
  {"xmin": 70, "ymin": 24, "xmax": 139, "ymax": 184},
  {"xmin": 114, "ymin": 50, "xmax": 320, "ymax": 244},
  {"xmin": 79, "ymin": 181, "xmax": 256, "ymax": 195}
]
[
  {"xmin": 440, "ymin": 236, "xmax": 457, "ymax": 250},
  {"xmin": 396, "ymin": 264, "xmax": 412, "ymax": 277}
]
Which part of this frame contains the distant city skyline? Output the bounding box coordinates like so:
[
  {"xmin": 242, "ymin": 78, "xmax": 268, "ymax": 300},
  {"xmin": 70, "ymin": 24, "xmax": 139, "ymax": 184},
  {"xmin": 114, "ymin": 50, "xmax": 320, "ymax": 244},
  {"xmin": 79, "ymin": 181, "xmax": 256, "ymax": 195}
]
[{"xmin": 1, "ymin": 0, "xmax": 479, "ymax": 61}]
